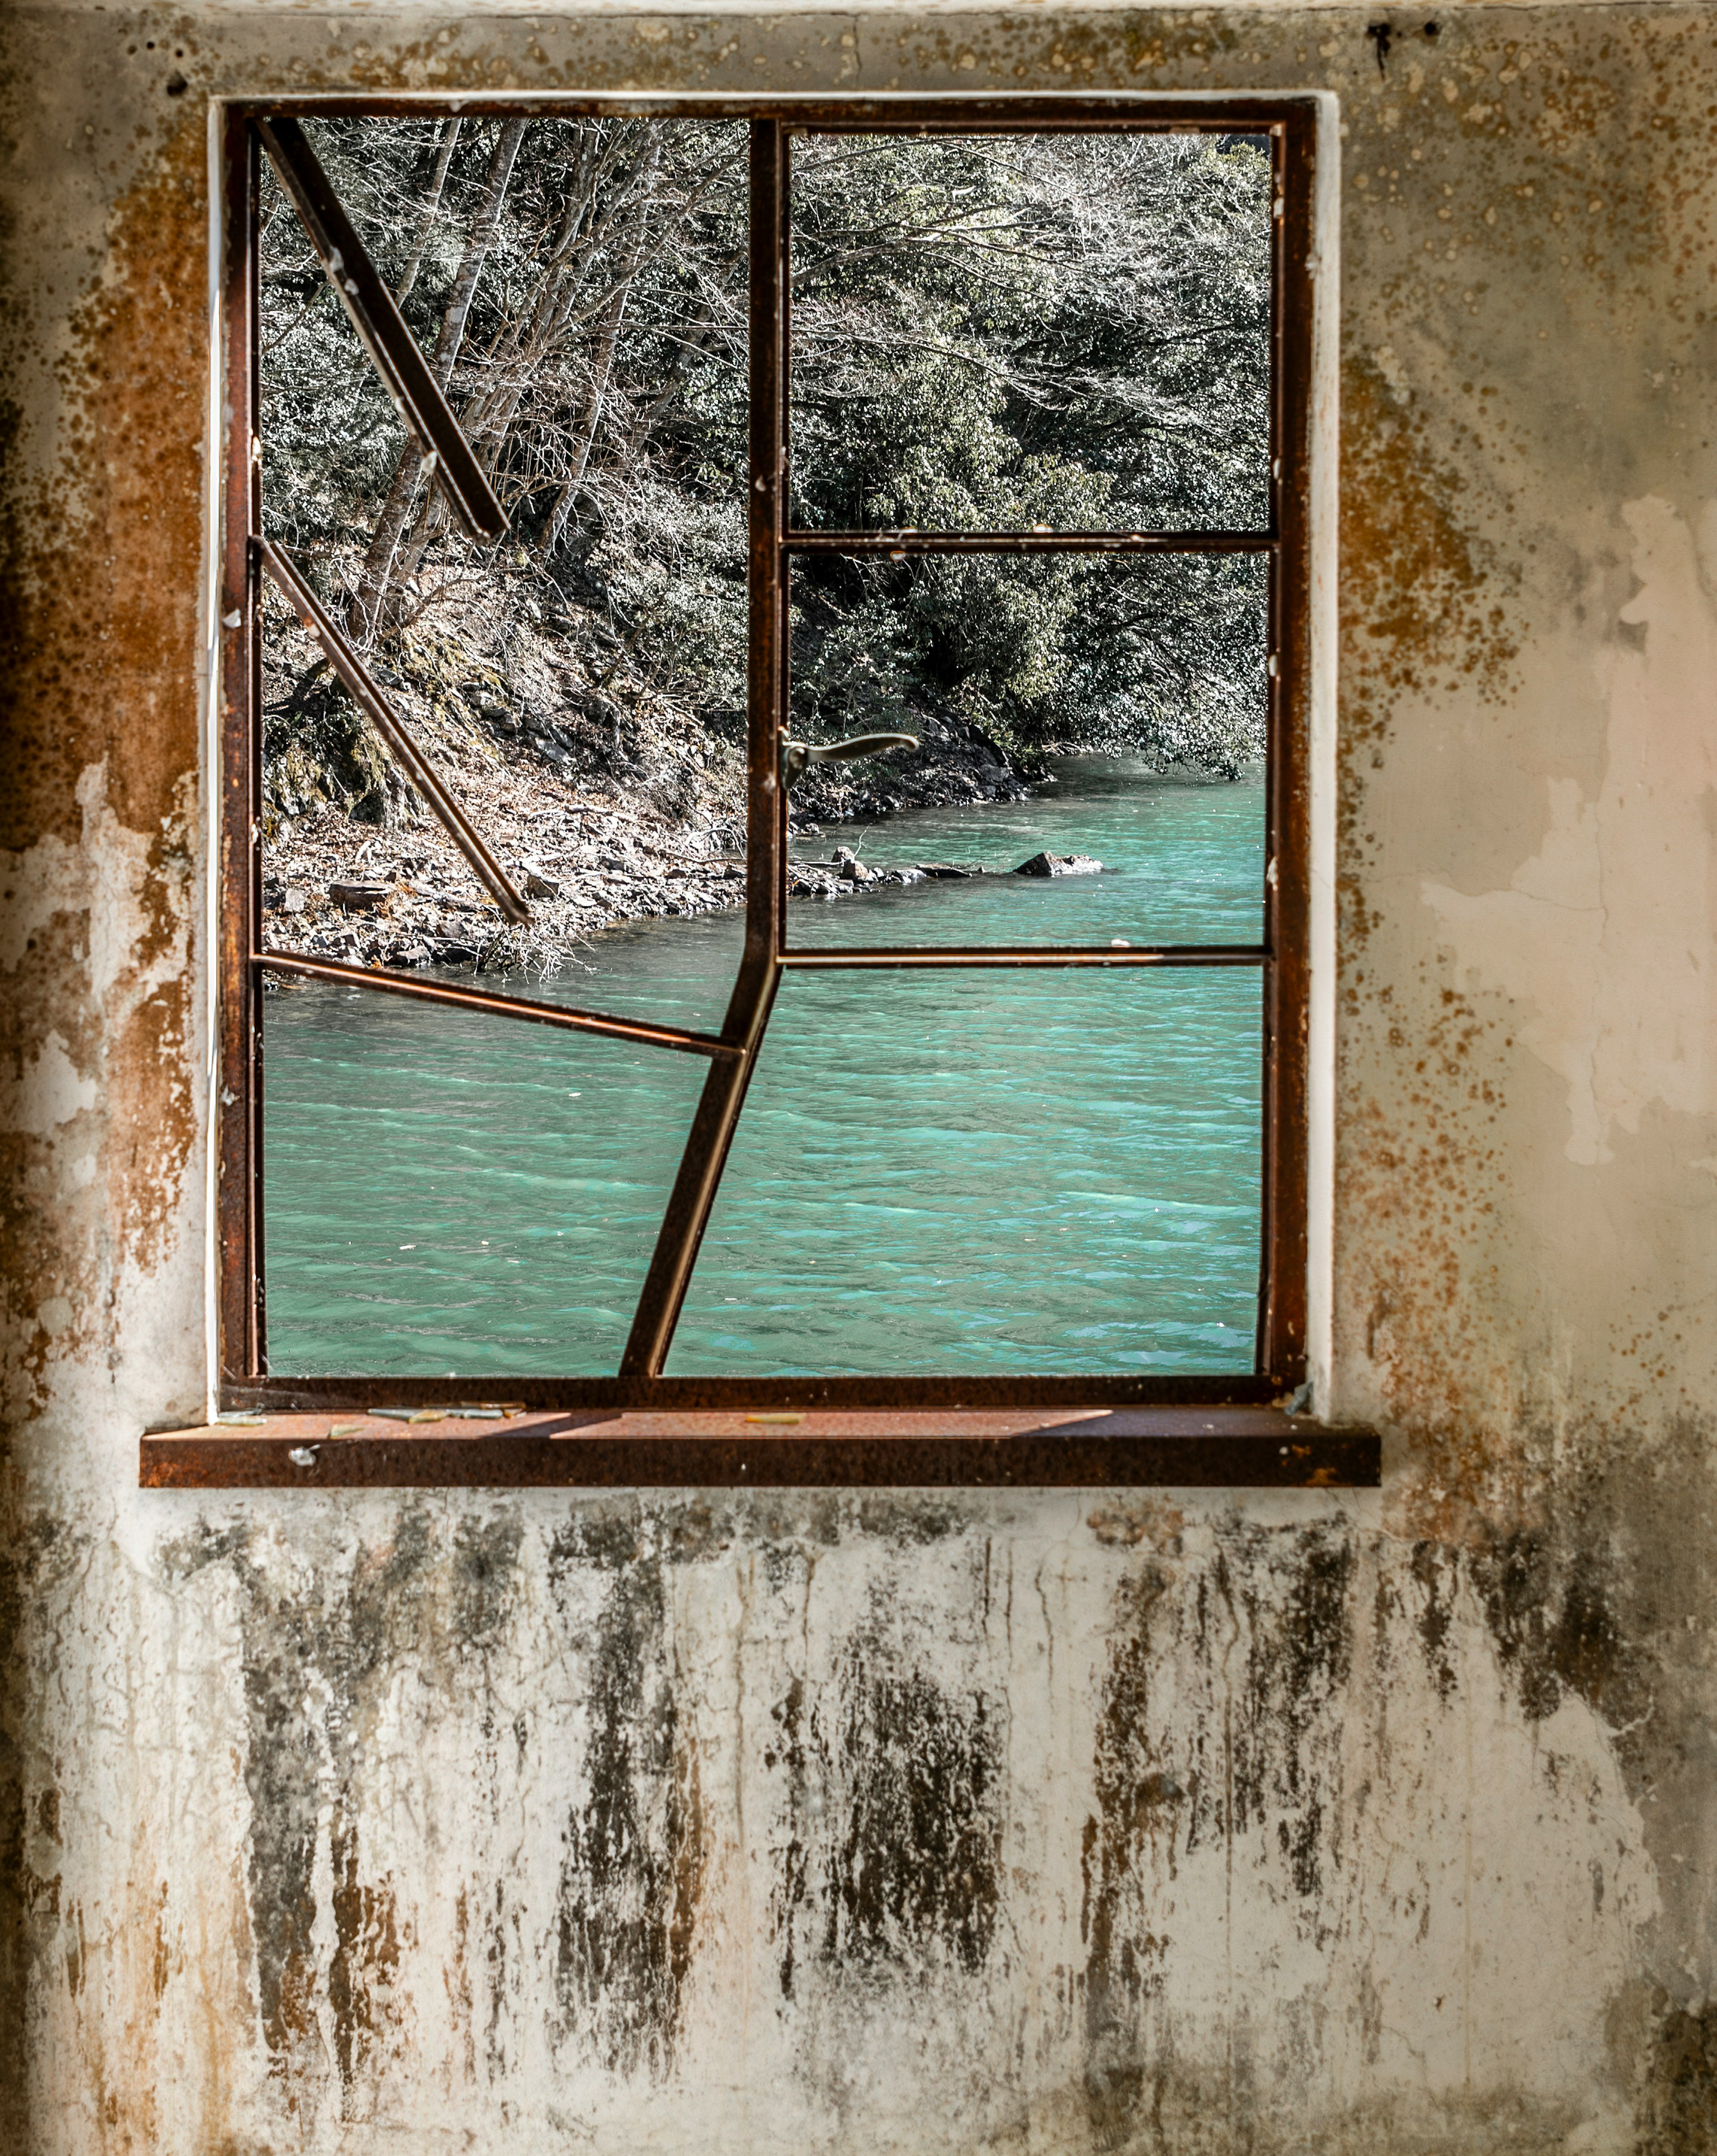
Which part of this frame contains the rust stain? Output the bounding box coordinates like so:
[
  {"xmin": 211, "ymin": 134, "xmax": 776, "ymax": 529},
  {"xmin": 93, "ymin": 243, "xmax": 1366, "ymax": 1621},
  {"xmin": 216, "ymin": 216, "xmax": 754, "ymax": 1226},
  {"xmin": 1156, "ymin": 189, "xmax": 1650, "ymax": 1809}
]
[
  {"xmin": 3, "ymin": 96, "xmax": 207, "ymax": 1433},
  {"xmin": 152, "ymin": 1877, "xmax": 171, "ymax": 2000},
  {"xmin": 328, "ymin": 1821, "xmax": 404, "ymax": 2109}
]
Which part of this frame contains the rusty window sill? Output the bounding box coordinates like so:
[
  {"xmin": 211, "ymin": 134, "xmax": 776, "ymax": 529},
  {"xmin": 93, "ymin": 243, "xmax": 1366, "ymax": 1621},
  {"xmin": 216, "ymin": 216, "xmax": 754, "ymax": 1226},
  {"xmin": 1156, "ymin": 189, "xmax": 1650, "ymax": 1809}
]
[{"xmin": 140, "ymin": 1406, "xmax": 1378, "ymax": 1489}]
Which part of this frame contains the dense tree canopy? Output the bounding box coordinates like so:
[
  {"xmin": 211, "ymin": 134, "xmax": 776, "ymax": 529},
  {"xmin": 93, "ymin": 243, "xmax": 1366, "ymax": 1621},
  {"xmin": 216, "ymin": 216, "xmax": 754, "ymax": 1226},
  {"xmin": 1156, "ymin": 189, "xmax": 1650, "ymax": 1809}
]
[{"xmin": 260, "ymin": 118, "xmax": 1271, "ymax": 781}]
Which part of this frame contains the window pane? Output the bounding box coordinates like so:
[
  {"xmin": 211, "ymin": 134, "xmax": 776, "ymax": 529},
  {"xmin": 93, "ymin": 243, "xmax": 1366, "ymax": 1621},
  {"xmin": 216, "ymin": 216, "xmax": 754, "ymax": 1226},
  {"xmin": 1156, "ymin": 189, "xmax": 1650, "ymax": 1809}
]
[
  {"xmin": 784, "ymin": 552, "xmax": 1267, "ymax": 948},
  {"xmin": 667, "ymin": 970, "xmax": 1262, "ymax": 1376},
  {"xmin": 789, "ymin": 130, "xmax": 1272, "ymax": 534},
  {"xmin": 258, "ymin": 115, "xmax": 749, "ymax": 1035},
  {"xmin": 260, "ymin": 985, "xmax": 707, "ymax": 1375}
]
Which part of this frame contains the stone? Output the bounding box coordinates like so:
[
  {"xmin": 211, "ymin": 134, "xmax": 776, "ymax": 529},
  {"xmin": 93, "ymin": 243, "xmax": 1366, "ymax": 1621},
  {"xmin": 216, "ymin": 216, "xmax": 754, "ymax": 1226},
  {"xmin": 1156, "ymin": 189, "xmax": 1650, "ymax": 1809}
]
[
  {"xmin": 1014, "ymin": 851, "xmax": 1102, "ymax": 877},
  {"xmin": 917, "ymin": 862, "xmax": 976, "ymax": 879},
  {"xmin": 329, "ymin": 880, "xmax": 392, "ymax": 910}
]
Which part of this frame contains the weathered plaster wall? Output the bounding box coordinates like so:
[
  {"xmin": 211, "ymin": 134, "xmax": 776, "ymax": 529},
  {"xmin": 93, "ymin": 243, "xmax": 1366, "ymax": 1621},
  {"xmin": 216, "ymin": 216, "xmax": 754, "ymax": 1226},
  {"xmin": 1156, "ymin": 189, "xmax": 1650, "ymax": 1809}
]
[{"xmin": 4, "ymin": 4, "xmax": 1717, "ymax": 2149}]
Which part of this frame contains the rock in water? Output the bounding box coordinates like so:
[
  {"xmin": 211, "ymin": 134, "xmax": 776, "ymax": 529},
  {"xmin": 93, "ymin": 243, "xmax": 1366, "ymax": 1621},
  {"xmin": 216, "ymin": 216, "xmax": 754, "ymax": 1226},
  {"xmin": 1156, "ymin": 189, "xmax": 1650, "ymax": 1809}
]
[
  {"xmin": 1014, "ymin": 851, "xmax": 1102, "ymax": 878},
  {"xmin": 916, "ymin": 861, "xmax": 977, "ymax": 879}
]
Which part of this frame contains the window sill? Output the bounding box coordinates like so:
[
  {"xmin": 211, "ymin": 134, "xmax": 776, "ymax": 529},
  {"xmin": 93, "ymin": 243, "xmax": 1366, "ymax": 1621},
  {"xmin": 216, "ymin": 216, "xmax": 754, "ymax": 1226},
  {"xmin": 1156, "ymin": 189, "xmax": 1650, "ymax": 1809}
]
[{"xmin": 140, "ymin": 1406, "xmax": 1378, "ymax": 1489}]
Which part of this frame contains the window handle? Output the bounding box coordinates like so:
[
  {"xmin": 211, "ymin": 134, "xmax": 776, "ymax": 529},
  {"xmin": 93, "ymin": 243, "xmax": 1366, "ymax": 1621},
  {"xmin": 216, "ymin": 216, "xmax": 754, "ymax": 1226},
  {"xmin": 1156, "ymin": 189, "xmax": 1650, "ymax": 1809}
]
[{"xmin": 781, "ymin": 732, "xmax": 919, "ymax": 786}]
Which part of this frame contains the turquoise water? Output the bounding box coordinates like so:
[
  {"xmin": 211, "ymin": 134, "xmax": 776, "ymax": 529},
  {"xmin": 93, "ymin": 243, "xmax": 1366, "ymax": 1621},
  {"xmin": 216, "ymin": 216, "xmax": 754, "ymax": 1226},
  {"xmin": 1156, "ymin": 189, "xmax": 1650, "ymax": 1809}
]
[{"xmin": 261, "ymin": 760, "xmax": 1265, "ymax": 1377}]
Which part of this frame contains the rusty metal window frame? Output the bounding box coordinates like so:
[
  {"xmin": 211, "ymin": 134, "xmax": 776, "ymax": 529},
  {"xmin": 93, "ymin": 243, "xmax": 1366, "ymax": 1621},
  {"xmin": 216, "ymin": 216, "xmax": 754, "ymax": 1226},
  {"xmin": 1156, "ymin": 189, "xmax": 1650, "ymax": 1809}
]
[{"xmin": 170, "ymin": 96, "xmax": 1374, "ymax": 1492}]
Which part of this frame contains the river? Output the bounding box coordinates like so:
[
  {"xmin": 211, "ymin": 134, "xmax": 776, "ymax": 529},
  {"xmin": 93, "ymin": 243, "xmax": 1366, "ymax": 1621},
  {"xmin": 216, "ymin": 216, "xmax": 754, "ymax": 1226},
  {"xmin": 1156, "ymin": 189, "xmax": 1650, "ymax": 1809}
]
[{"xmin": 261, "ymin": 757, "xmax": 1266, "ymax": 1378}]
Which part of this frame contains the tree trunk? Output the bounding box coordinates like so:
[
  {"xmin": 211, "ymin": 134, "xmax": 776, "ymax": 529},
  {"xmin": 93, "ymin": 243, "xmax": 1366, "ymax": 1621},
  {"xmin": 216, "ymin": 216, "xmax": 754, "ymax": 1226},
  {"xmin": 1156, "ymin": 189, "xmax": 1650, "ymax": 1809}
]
[
  {"xmin": 392, "ymin": 117, "xmax": 461, "ymax": 305},
  {"xmin": 348, "ymin": 117, "xmax": 528, "ymax": 638}
]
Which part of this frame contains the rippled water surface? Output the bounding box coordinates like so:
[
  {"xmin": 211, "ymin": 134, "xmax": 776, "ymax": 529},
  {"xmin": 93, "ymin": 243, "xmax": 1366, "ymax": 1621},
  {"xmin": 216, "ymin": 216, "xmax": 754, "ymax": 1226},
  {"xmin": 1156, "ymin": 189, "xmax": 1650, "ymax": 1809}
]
[{"xmin": 262, "ymin": 759, "xmax": 1265, "ymax": 1376}]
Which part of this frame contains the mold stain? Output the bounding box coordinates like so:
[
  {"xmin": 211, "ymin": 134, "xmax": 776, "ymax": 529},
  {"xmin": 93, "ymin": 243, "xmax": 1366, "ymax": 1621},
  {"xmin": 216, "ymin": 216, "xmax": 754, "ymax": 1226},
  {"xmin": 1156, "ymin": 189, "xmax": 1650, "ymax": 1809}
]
[
  {"xmin": 160, "ymin": 1510, "xmax": 467, "ymax": 2115},
  {"xmin": 820, "ymin": 1660, "xmax": 1002, "ymax": 1975},
  {"xmin": 1239, "ymin": 1529, "xmax": 1357, "ymax": 1903},
  {"xmin": 1081, "ymin": 1566, "xmax": 1177, "ymax": 2152},
  {"xmin": 1472, "ymin": 1506, "xmax": 1645, "ymax": 1739},
  {"xmin": 552, "ymin": 1550, "xmax": 707, "ymax": 2080},
  {"xmin": 1411, "ymin": 1541, "xmax": 1461, "ymax": 1703},
  {"xmin": 768, "ymin": 1642, "xmax": 1004, "ymax": 1999},
  {"xmin": 767, "ymin": 1673, "xmax": 811, "ymax": 2001},
  {"xmin": 1640, "ymin": 1995, "xmax": 1717, "ymax": 2155}
]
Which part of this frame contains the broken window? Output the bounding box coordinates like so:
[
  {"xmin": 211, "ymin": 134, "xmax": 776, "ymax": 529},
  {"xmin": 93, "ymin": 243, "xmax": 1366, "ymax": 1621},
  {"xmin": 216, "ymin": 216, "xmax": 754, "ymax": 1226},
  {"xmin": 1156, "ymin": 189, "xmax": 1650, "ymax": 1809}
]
[{"xmin": 203, "ymin": 99, "xmax": 1340, "ymax": 1479}]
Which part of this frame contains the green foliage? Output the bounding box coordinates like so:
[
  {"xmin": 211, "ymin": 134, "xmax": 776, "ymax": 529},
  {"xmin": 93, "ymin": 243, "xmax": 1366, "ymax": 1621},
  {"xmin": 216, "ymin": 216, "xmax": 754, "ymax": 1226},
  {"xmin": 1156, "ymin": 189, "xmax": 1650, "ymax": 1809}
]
[
  {"xmin": 258, "ymin": 119, "xmax": 1271, "ymax": 788},
  {"xmin": 787, "ymin": 131, "xmax": 1271, "ymax": 767}
]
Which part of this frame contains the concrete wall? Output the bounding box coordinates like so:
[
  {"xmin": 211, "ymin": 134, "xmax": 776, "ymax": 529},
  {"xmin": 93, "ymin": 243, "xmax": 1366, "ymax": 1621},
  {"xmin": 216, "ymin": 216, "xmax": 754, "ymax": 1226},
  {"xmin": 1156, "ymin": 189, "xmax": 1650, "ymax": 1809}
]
[{"xmin": 4, "ymin": 4, "xmax": 1716, "ymax": 2148}]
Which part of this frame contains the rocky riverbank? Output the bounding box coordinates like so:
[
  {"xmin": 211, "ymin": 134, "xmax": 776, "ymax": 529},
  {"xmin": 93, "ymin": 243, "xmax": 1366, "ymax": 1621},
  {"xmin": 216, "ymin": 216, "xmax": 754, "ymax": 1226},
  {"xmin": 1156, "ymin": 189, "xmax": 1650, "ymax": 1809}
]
[{"xmin": 259, "ymin": 576, "xmax": 1037, "ymax": 977}]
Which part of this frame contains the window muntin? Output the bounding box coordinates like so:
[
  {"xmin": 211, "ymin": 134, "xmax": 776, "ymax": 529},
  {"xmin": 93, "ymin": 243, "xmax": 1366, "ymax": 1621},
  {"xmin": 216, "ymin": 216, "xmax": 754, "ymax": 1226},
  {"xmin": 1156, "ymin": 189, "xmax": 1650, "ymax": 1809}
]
[{"xmin": 218, "ymin": 101, "xmax": 1314, "ymax": 1422}]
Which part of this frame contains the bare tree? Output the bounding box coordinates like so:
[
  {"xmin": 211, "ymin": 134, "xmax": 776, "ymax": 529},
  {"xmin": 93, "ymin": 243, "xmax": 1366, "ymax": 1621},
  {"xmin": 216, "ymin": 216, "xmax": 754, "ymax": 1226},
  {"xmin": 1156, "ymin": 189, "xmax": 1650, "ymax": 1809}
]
[{"xmin": 348, "ymin": 117, "xmax": 528, "ymax": 638}]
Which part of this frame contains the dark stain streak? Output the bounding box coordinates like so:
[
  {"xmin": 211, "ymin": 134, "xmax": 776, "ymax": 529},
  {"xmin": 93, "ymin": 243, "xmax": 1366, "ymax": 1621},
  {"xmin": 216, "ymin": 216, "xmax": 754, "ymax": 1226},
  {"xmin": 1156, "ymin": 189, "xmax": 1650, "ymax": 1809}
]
[
  {"xmin": 768, "ymin": 1676, "xmax": 810, "ymax": 2000},
  {"xmin": 1412, "ymin": 1541, "xmax": 1459, "ymax": 1702},
  {"xmin": 1475, "ymin": 1527, "xmax": 1638, "ymax": 1729},
  {"xmin": 484, "ymin": 1880, "xmax": 517, "ymax": 2079},
  {"xmin": 453, "ymin": 1517, "xmax": 524, "ymax": 1652},
  {"xmin": 1172, "ymin": 1528, "xmax": 1358, "ymax": 1912},
  {"xmin": 156, "ymin": 1509, "xmax": 526, "ymax": 2105},
  {"xmin": 768, "ymin": 1646, "xmax": 1003, "ymax": 1993},
  {"xmin": 1640, "ymin": 1997, "xmax": 1717, "ymax": 2156},
  {"xmin": 550, "ymin": 1547, "xmax": 706, "ymax": 2079},
  {"xmin": 1082, "ymin": 1565, "xmax": 1176, "ymax": 2149},
  {"xmin": 822, "ymin": 1663, "xmax": 1002, "ymax": 1974},
  {"xmin": 0, "ymin": 1521, "xmax": 80, "ymax": 2143}
]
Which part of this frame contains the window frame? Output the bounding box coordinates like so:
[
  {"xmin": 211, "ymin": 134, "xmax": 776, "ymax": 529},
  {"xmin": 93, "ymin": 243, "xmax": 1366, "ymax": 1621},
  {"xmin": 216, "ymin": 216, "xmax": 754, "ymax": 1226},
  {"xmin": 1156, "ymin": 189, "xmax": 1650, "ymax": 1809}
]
[{"xmin": 182, "ymin": 94, "xmax": 1362, "ymax": 1489}]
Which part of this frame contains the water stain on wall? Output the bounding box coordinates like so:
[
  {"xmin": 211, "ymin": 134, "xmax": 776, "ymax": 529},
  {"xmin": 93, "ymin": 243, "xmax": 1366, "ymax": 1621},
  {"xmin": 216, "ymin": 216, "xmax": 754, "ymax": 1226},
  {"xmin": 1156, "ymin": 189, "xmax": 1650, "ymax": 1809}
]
[
  {"xmin": 161, "ymin": 1512, "xmax": 450, "ymax": 2113},
  {"xmin": 549, "ymin": 1530, "xmax": 707, "ymax": 2081},
  {"xmin": 822, "ymin": 1660, "xmax": 1002, "ymax": 1976},
  {"xmin": 1638, "ymin": 1995, "xmax": 1717, "ymax": 2155},
  {"xmin": 1082, "ymin": 1564, "xmax": 1177, "ymax": 2150},
  {"xmin": 769, "ymin": 1642, "xmax": 1004, "ymax": 1999}
]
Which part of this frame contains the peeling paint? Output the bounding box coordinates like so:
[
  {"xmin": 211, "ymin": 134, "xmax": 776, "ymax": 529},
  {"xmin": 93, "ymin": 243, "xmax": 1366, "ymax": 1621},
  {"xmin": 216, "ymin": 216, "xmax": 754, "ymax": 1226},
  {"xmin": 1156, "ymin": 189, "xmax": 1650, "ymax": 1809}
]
[{"xmin": 1425, "ymin": 496, "xmax": 1717, "ymax": 1167}]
